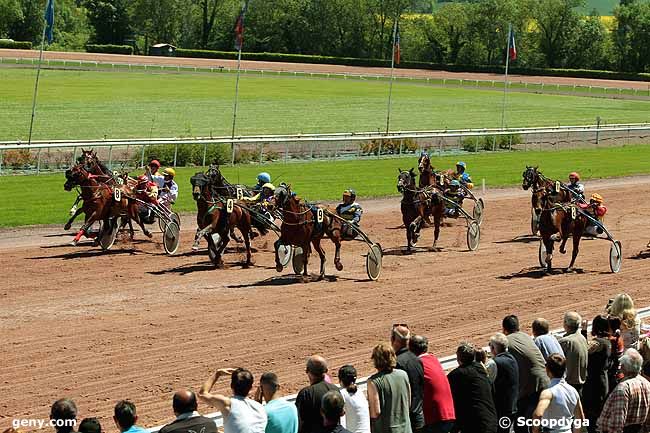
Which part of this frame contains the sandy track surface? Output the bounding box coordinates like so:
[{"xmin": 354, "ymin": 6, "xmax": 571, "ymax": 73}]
[
  {"xmin": 2, "ymin": 48, "xmax": 650, "ymax": 91},
  {"xmin": 2, "ymin": 177, "xmax": 650, "ymax": 430}
]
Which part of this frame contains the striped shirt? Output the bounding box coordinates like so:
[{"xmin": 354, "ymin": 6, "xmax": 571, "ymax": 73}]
[{"xmin": 597, "ymin": 375, "xmax": 650, "ymax": 433}]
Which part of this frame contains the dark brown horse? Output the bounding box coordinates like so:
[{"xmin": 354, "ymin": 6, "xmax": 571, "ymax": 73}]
[
  {"xmin": 535, "ymin": 185, "xmax": 587, "ymax": 273},
  {"xmin": 271, "ymin": 184, "xmax": 343, "ymax": 280},
  {"xmin": 64, "ymin": 164, "xmax": 150, "ymax": 245},
  {"xmin": 397, "ymin": 168, "xmax": 444, "ymax": 251},
  {"xmin": 190, "ymin": 172, "xmax": 253, "ymax": 267}
]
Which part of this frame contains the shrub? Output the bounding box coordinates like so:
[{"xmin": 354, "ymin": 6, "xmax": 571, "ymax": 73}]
[
  {"xmin": 86, "ymin": 44, "xmax": 134, "ymax": 55},
  {"xmin": 359, "ymin": 139, "xmax": 418, "ymax": 155},
  {"xmin": 461, "ymin": 134, "xmax": 523, "ymax": 152},
  {"xmin": 4, "ymin": 149, "xmax": 35, "ymax": 168},
  {"xmin": 0, "ymin": 40, "xmax": 32, "ymax": 49}
]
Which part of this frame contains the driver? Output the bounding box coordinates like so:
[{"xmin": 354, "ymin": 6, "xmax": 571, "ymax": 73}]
[
  {"xmin": 145, "ymin": 159, "xmax": 165, "ymax": 188},
  {"xmin": 453, "ymin": 161, "xmax": 473, "ymax": 189},
  {"xmin": 567, "ymin": 172, "xmax": 585, "ymax": 200},
  {"xmin": 444, "ymin": 180, "xmax": 464, "ymax": 218},
  {"xmin": 136, "ymin": 175, "xmax": 159, "ymax": 224},
  {"xmin": 253, "ymin": 172, "xmax": 271, "ymax": 191},
  {"xmin": 579, "ymin": 193, "xmax": 607, "ymax": 236},
  {"xmin": 158, "ymin": 168, "xmax": 178, "ymax": 209},
  {"xmin": 243, "ymin": 183, "xmax": 276, "ymax": 231},
  {"xmin": 336, "ymin": 189, "xmax": 363, "ymax": 238}
]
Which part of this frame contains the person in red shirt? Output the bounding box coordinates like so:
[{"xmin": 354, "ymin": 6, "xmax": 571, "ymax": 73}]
[
  {"xmin": 579, "ymin": 193, "xmax": 607, "ymax": 236},
  {"xmin": 408, "ymin": 335, "xmax": 455, "ymax": 433}
]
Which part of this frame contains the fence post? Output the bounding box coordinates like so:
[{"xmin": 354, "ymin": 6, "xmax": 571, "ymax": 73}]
[
  {"xmin": 508, "ymin": 135, "xmax": 512, "ymax": 151},
  {"xmin": 202, "ymin": 143, "xmax": 208, "ymax": 167},
  {"xmin": 108, "ymin": 145, "xmax": 113, "ymax": 170},
  {"xmin": 284, "ymin": 141, "xmax": 288, "ymax": 162},
  {"xmin": 310, "ymin": 142, "xmax": 314, "ymax": 159},
  {"xmin": 0, "ymin": 148, "xmax": 3, "ymax": 175},
  {"xmin": 36, "ymin": 149, "xmax": 42, "ymax": 175},
  {"xmin": 72, "ymin": 147, "xmax": 77, "ymax": 166},
  {"xmin": 140, "ymin": 145, "xmax": 146, "ymax": 168},
  {"xmin": 378, "ymin": 139, "xmax": 383, "ymax": 157},
  {"xmin": 596, "ymin": 116, "xmax": 601, "ymax": 145},
  {"xmin": 173, "ymin": 143, "xmax": 178, "ymax": 167}
]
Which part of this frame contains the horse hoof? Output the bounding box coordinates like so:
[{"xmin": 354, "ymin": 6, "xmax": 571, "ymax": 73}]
[
  {"xmin": 70, "ymin": 240, "xmax": 78, "ymax": 246},
  {"xmin": 560, "ymin": 247, "xmax": 566, "ymax": 254},
  {"xmin": 145, "ymin": 232, "xmax": 153, "ymax": 239},
  {"xmin": 64, "ymin": 223, "xmax": 72, "ymax": 230},
  {"xmin": 335, "ymin": 261, "xmax": 343, "ymax": 271},
  {"xmin": 191, "ymin": 245, "xmax": 200, "ymax": 252},
  {"xmin": 276, "ymin": 264, "xmax": 283, "ymax": 272}
]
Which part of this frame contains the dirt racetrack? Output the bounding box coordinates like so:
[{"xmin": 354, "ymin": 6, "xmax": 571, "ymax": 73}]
[{"xmin": 2, "ymin": 177, "xmax": 650, "ymax": 431}]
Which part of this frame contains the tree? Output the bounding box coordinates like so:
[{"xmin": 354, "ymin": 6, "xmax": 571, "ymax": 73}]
[
  {"xmin": 84, "ymin": 0, "xmax": 132, "ymax": 44},
  {"xmin": 613, "ymin": 1, "xmax": 650, "ymax": 72},
  {"xmin": 198, "ymin": 0, "xmax": 221, "ymax": 49},
  {"xmin": 531, "ymin": 0, "xmax": 584, "ymax": 67},
  {"xmin": 566, "ymin": 12, "xmax": 607, "ymax": 69},
  {"xmin": 0, "ymin": 0, "xmax": 22, "ymax": 38},
  {"xmin": 131, "ymin": 0, "xmax": 185, "ymax": 46}
]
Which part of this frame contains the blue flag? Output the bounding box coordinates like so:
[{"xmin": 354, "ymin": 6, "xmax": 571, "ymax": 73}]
[{"xmin": 44, "ymin": 0, "xmax": 55, "ymax": 44}]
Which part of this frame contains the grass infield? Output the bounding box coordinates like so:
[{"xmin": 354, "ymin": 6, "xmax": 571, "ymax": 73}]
[
  {"xmin": 1, "ymin": 68, "xmax": 649, "ymax": 141},
  {"xmin": 2, "ymin": 144, "xmax": 650, "ymax": 228}
]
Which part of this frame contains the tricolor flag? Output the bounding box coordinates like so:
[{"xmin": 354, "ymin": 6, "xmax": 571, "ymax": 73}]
[
  {"xmin": 234, "ymin": 0, "xmax": 250, "ymax": 51},
  {"xmin": 508, "ymin": 27, "xmax": 517, "ymax": 61},
  {"xmin": 393, "ymin": 21, "xmax": 401, "ymax": 65},
  {"xmin": 44, "ymin": 0, "xmax": 55, "ymax": 44}
]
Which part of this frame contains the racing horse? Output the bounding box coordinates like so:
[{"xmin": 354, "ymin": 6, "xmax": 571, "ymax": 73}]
[
  {"xmin": 534, "ymin": 184, "xmax": 587, "ymax": 273},
  {"xmin": 417, "ymin": 153, "xmax": 436, "ymax": 189},
  {"xmin": 271, "ymin": 184, "xmax": 343, "ymax": 280},
  {"xmin": 397, "ymin": 168, "xmax": 444, "ymax": 252},
  {"xmin": 189, "ymin": 176, "xmax": 253, "ymax": 268},
  {"xmin": 64, "ymin": 163, "xmax": 151, "ymax": 245}
]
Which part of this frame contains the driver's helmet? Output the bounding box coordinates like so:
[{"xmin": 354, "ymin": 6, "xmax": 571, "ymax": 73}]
[
  {"xmin": 162, "ymin": 167, "xmax": 176, "ymax": 178},
  {"xmin": 257, "ymin": 172, "xmax": 271, "ymax": 184},
  {"xmin": 343, "ymin": 189, "xmax": 356, "ymax": 201},
  {"xmin": 262, "ymin": 182, "xmax": 276, "ymax": 193},
  {"xmin": 450, "ymin": 180, "xmax": 461, "ymax": 188},
  {"xmin": 149, "ymin": 160, "xmax": 161, "ymax": 170},
  {"xmin": 137, "ymin": 175, "xmax": 149, "ymax": 185},
  {"xmin": 569, "ymin": 172, "xmax": 580, "ymax": 182},
  {"xmin": 590, "ymin": 193, "xmax": 604, "ymax": 204},
  {"xmin": 456, "ymin": 161, "xmax": 466, "ymax": 171},
  {"xmin": 420, "ymin": 151, "xmax": 429, "ymax": 158}
]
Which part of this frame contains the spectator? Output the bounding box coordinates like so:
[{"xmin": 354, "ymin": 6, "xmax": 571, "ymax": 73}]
[
  {"xmin": 296, "ymin": 356, "xmax": 340, "ymax": 433},
  {"xmin": 198, "ymin": 368, "xmax": 267, "ymax": 433},
  {"xmin": 50, "ymin": 399, "xmax": 78, "ymax": 433},
  {"xmin": 531, "ymin": 354, "xmax": 585, "ymax": 433},
  {"xmin": 489, "ymin": 333, "xmax": 519, "ymax": 433},
  {"xmin": 558, "ymin": 312, "xmax": 588, "ymax": 396},
  {"xmin": 502, "ymin": 315, "xmax": 550, "ymax": 433},
  {"xmin": 581, "ymin": 315, "xmax": 612, "ymax": 433},
  {"xmin": 159, "ymin": 390, "xmax": 217, "ymax": 433},
  {"xmin": 321, "ymin": 391, "xmax": 353, "ymax": 433},
  {"xmin": 113, "ymin": 400, "xmax": 146, "ymax": 433},
  {"xmin": 337, "ymin": 365, "xmax": 370, "ymax": 433},
  {"xmin": 598, "ymin": 349, "xmax": 650, "ymax": 433},
  {"xmin": 474, "ymin": 347, "xmax": 497, "ymax": 382},
  {"xmin": 367, "ymin": 342, "xmax": 412, "ymax": 433},
  {"xmin": 408, "ymin": 335, "xmax": 455, "ymax": 433},
  {"xmin": 391, "ymin": 325, "xmax": 425, "ymax": 432},
  {"xmin": 608, "ymin": 294, "xmax": 640, "ymax": 350},
  {"xmin": 78, "ymin": 419, "xmax": 101, "ymax": 433},
  {"xmin": 254, "ymin": 372, "xmax": 298, "ymax": 433},
  {"xmin": 642, "ymin": 361, "xmax": 650, "ymax": 382},
  {"xmin": 532, "ymin": 318, "xmax": 564, "ymax": 361},
  {"xmin": 446, "ymin": 342, "xmax": 497, "ymax": 433}
]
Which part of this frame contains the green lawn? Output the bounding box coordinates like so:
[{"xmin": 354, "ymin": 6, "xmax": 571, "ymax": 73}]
[
  {"xmin": 1, "ymin": 68, "xmax": 649, "ymax": 141},
  {"xmin": 2, "ymin": 144, "xmax": 650, "ymax": 228}
]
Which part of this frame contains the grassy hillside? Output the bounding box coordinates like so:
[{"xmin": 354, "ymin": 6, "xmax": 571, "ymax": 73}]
[{"xmin": 433, "ymin": 0, "xmax": 648, "ymax": 15}]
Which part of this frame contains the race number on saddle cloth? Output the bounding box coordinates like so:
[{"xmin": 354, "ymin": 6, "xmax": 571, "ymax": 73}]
[
  {"xmin": 336, "ymin": 189, "xmax": 363, "ymax": 239},
  {"xmin": 452, "ymin": 161, "xmax": 474, "ymax": 189},
  {"xmin": 444, "ymin": 180, "xmax": 464, "ymax": 217},
  {"xmin": 567, "ymin": 172, "xmax": 585, "ymax": 200},
  {"xmin": 579, "ymin": 193, "xmax": 607, "ymax": 236},
  {"xmin": 158, "ymin": 168, "xmax": 178, "ymax": 207},
  {"xmin": 146, "ymin": 159, "xmax": 165, "ymax": 188}
]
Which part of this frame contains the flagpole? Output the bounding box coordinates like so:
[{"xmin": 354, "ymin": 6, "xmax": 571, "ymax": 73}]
[
  {"xmin": 27, "ymin": 24, "xmax": 48, "ymax": 146},
  {"xmin": 500, "ymin": 23, "xmax": 512, "ymax": 130},
  {"xmin": 230, "ymin": 46, "xmax": 243, "ymax": 165},
  {"xmin": 385, "ymin": 18, "xmax": 398, "ymax": 134}
]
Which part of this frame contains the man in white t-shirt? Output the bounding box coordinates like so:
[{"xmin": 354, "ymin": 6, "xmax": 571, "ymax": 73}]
[{"xmin": 198, "ymin": 367, "xmax": 268, "ymax": 433}]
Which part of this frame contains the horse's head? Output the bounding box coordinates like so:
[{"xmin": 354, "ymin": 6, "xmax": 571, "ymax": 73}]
[
  {"xmin": 397, "ymin": 168, "xmax": 416, "ymax": 193},
  {"xmin": 190, "ymin": 172, "xmax": 209, "ymax": 201},
  {"xmin": 418, "ymin": 153, "xmax": 431, "ymax": 174},
  {"xmin": 272, "ymin": 183, "xmax": 291, "ymax": 209},
  {"xmin": 64, "ymin": 164, "xmax": 87, "ymax": 191},
  {"xmin": 522, "ymin": 166, "xmax": 539, "ymax": 190}
]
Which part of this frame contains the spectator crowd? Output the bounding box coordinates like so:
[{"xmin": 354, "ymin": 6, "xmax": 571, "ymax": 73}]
[{"xmin": 12, "ymin": 293, "xmax": 650, "ymax": 433}]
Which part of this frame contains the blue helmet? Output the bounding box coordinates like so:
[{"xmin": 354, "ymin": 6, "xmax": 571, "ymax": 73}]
[
  {"xmin": 420, "ymin": 151, "xmax": 429, "ymax": 158},
  {"xmin": 343, "ymin": 189, "xmax": 356, "ymax": 200},
  {"xmin": 257, "ymin": 172, "xmax": 271, "ymax": 184},
  {"xmin": 450, "ymin": 180, "xmax": 461, "ymax": 187},
  {"xmin": 461, "ymin": 173, "xmax": 471, "ymax": 182},
  {"xmin": 456, "ymin": 161, "xmax": 466, "ymax": 168}
]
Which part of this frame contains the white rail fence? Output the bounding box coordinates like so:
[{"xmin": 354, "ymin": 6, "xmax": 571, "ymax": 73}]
[
  {"xmin": 3, "ymin": 56, "xmax": 650, "ymax": 97},
  {"xmin": 145, "ymin": 306, "xmax": 650, "ymax": 432},
  {"xmin": 1, "ymin": 123, "xmax": 650, "ymax": 174}
]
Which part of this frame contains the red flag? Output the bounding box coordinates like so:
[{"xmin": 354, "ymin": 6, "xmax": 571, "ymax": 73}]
[
  {"xmin": 509, "ymin": 28, "xmax": 517, "ymax": 61},
  {"xmin": 393, "ymin": 21, "xmax": 401, "ymax": 65},
  {"xmin": 234, "ymin": 0, "xmax": 250, "ymax": 51}
]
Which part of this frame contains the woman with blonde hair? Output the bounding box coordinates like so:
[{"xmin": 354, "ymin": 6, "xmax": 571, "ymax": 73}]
[
  {"xmin": 367, "ymin": 343, "xmax": 412, "ymax": 433},
  {"xmin": 608, "ymin": 293, "xmax": 640, "ymax": 350}
]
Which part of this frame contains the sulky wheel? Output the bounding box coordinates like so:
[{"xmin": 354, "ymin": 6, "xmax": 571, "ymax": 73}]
[
  {"xmin": 292, "ymin": 247, "xmax": 304, "ymax": 275},
  {"xmin": 472, "ymin": 198, "xmax": 485, "ymax": 225},
  {"xmin": 99, "ymin": 218, "xmax": 119, "ymax": 251},
  {"xmin": 163, "ymin": 221, "xmax": 181, "ymax": 255},
  {"xmin": 609, "ymin": 240, "xmax": 622, "ymax": 274},
  {"xmin": 366, "ymin": 243, "xmax": 383, "ymax": 281},
  {"xmin": 466, "ymin": 220, "xmax": 480, "ymax": 251},
  {"xmin": 277, "ymin": 244, "xmax": 293, "ymax": 268},
  {"xmin": 531, "ymin": 209, "xmax": 540, "ymax": 236},
  {"xmin": 538, "ymin": 240, "xmax": 547, "ymax": 268}
]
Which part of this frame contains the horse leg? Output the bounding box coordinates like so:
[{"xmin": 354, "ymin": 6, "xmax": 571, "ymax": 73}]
[
  {"xmin": 274, "ymin": 239, "xmax": 283, "ymax": 272},
  {"xmin": 410, "ymin": 215, "xmax": 422, "ymax": 247},
  {"xmin": 331, "ymin": 228, "xmax": 343, "ymax": 271},
  {"xmin": 302, "ymin": 243, "xmax": 311, "ymax": 278},
  {"xmin": 543, "ymin": 237, "xmax": 555, "ymax": 273},
  {"xmin": 215, "ymin": 230, "xmax": 229, "ymax": 268},
  {"xmin": 567, "ymin": 226, "xmax": 583, "ymax": 272},
  {"xmin": 193, "ymin": 225, "xmax": 213, "ymax": 250},
  {"xmin": 64, "ymin": 207, "xmax": 84, "ymax": 230},
  {"xmin": 433, "ymin": 208, "xmax": 442, "ymax": 249},
  {"xmin": 72, "ymin": 211, "xmax": 99, "ymax": 245}
]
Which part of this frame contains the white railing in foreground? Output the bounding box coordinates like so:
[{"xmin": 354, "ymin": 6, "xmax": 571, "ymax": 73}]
[
  {"xmin": 2, "ymin": 123, "xmax": 649, "ymax": 151},
  {"xmin": 145, "ymin": 306, "xmax": 650, "ymax": 432}
]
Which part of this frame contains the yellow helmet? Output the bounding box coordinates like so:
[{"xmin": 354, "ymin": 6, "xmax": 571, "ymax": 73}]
[
  {"xmin": 262, "ymin": 183, "xmax": 276, "ymax": 191},
  {"xmin": 590, "ymin": 193, "xmax": 604, "ymax": 204},
  {"xmin": 163, "ymin": 167, "xmax": 176, "ymax": 177}
]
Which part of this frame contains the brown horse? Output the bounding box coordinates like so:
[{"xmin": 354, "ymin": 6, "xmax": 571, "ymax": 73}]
[
  {"xmin": 417, "ymin": 153, "xmax": 436, "ymax": 189},
  {"xmin": 271, "ymin": 184, "xmax": 343, "ymax": 280},
  {"xmin": 535, "ymin": 185, "xmax": 587, "ymax": 272},
  {"xmin": 190, "ymin": 173, "xmax": 252, "ymax": 267},
  {"xmin": 64, "ymin": 164, "xmax": 150, "ymax": 245},
  {"xmin": 397, "ymin": 168, "xmax": 444, "ymax": 251}
]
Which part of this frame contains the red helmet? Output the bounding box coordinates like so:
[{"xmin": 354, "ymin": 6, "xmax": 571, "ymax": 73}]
[
  {"xmin": 569, "ymin": 172, "xmax": 580, "ymax": 181},
  {"xmin": 149, "ymin": 160, "xmax": 161, "ymax": 169},
  {"xmin": 137, "ymin": 175, "xmax": 148, "ymax": 183}
]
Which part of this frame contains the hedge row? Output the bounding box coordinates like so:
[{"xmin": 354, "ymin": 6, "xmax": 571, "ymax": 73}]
[
  {"xmin": 0, "ymin": 40, "xmax": 32, "ymax": 49},
  {"xmin": 86, "ymin": 44, "xmax": 133, "ymax": 55},
  {"xmin": 173, "ymin": 48, "xmax": 650, "ymax": 83}
]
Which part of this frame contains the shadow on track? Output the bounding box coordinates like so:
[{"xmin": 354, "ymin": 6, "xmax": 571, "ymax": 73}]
[
  {"xmin": 493, "ymin": 234, "xmax": 540, "ymax": 244},
  {"xmin": 382, "ymin": 246, "xmax": 444, "ymax": 256},
  {"xmin": 30, "ymin": 248, "xmax": 139, "ymax": 260},
  {"xmin": 498, "ymin": 266, "xmax": 587, "ymax": 280},
  {"xmin": 629, "ymin": 250, "xmax": 650, "ymax": 260},
  {"xmin": 226, "ymin": 274, "xmax": 365, "ymax": 288}
]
